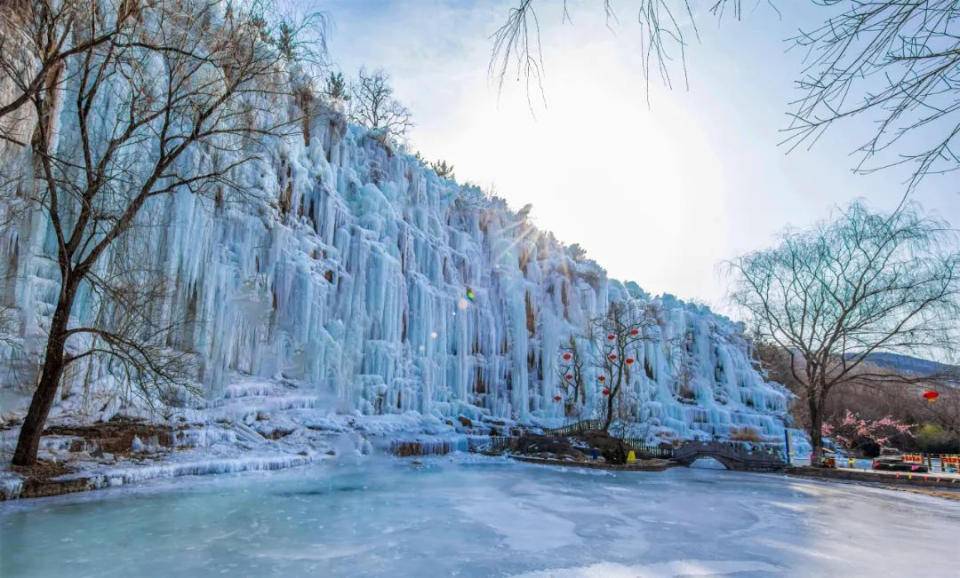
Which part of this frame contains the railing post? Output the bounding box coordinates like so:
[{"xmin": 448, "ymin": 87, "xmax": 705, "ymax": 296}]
[{"xmin": 781, "ymin": 430, "xmax": 791, "ymax": 466}]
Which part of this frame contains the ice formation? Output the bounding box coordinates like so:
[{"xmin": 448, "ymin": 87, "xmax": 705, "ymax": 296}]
[{"xmin": 0, "ymin": 8, "xmax": 789, "ymax": 447}]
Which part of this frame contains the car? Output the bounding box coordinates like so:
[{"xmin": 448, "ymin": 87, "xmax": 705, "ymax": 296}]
[{"xmin": 872, "ymin": 452, "xmax": 928, "ymax": 473}]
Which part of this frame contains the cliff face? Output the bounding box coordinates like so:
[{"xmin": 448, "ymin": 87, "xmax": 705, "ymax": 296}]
[{"xmin": 0, "ymin": 25, "xmax": 788, "ymax": 443}]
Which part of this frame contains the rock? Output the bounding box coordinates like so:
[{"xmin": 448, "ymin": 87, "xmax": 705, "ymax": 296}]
[
  {"xmin": 513, "ymin": 434, "xmax": 586, "ymax": 461},
  {"xmin": 578, "ymin": 430, "xmax": 628, "ymax": 465},
  {"xmin": 458, "ymin": 416, "xmax": 472, "ymax": 428}
]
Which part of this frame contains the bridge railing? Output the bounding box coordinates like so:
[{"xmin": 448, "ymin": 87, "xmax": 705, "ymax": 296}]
[
  {"xmin": 542, "ymin": 420, "xmax": 675, "ymax": 459},
  {"xmin": 673, "ymin": 440, "xmax": 787, "ymax": 468},
  {"xmin": 535, "ymin": 421, "xmax": 788, "ymax": 466},
  {"xmin": 622, "ymin": 438, "xmax": 675, "ymax": 459},
  {"xmin": 542, "ymin": 419, "xmax": 604, "ymax": 437}
]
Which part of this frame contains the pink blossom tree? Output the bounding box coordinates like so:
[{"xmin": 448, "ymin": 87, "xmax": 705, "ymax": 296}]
[{"xmin": 823, "ymin": 411, "xmax": 913, "ymax": 454}]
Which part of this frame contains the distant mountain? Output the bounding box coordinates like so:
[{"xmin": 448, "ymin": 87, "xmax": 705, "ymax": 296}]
[{"xmin": 863, "ymin": 352, "xmax": 958, "ymax": 377}]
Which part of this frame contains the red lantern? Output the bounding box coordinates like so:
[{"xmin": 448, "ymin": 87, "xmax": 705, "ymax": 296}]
[
  {"xmin": 562, "ymin": 352, "xmax": 572, "ymax": 361},
  {"xmin": 565, "ymin": 373, "xmax": 573, "ymax": 381},
  {"xmin": 630, "ymin": 328, "xmax": 639, "ymax": 336},
  {"xmin": 598, "ymin": 375, "xmax": 606, "ymax": 383},
  {"xmin": 608, "ymin": 353, "xmax": 617, "ymax": 362},
  {"xmin": 553, "ymin": 394, "xmax": 562, "ymax": 402},
  {"xmin": 602, "ymin": 387, "xmax": 610, "ymax": 396},
  {"xmin": 923, "ymin": 390, "xmax": 940, "ymax": 403},
  {"xmin": 625, "ymin": 357, "xmax": 635, "ymax": 366},
  {"xmin": 607, "ymin": 333, "xmax": 615, "ymax": 341}
]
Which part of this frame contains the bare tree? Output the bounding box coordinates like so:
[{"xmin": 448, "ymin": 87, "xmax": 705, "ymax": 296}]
[
  {"xmin": 785, "ymin": 1, "xmax": 960, "ymax": 195},
  {"xmin": 589, "ymin": 301, "xmax": 659, "ymax": 431},
  {"xmin": 3, "ymin": 0, "xmax": 313, "ymax": 466},
  {"xmin": 0, "ymin": 0, "xmax": 140, "ymax": 148},
  {"xmin": 729, "ymin": 201, "xmax": 960, "ymax": 464},
  {"xmin": 349, "ymin": 68, "xmax": 412, "ymax": 140}
]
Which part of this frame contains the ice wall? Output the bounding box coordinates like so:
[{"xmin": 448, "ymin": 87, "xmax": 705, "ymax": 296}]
[{"xmin": 0, "ymin": 19, "xmax": 789, "ymax": 443}]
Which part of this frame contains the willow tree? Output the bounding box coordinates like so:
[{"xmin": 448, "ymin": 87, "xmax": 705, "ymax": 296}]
[{"xmin": 730, "ymin": 202, "xmax": 960, "ymax": 464}]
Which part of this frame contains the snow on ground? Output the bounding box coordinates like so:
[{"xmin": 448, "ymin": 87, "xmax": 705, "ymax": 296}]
[
  {"xmin": 0, "ymin": 376, "xmax": 481, "ymax": 500},
  {"xmin": 2, "ymin": 456, "xmax": 959, "ymax": 577}
]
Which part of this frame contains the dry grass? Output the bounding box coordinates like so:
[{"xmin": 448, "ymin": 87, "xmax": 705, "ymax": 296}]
[
  {"xmin": 729, "ymin": 427, "xmax": 763, "ymax": 442},
  {"xmin": 44, "ymin": 417, "xmax": 175, "ymax": 455}
]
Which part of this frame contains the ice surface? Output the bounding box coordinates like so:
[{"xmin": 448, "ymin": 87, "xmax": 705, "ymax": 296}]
[{"xmin": 2, "ymin": 456, "xmax": 959, "ymax": 578}]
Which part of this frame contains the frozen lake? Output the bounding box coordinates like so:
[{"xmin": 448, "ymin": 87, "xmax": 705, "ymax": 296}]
[{"xmin": 2, "ymin": 456, "xmax": 959, "ymax": 577}]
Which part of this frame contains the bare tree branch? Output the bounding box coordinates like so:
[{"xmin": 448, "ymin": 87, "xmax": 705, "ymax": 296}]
[
  {"xmin": 489, "ymin": 0, "xmax": 758, "ymax": 104},
  {"xmin": 3, "ymin": 0, "xmax": 323, "ymax": 466},
  {"xmin": 730, "ymin": 200, "xmax": 960, "ymax": 463}
]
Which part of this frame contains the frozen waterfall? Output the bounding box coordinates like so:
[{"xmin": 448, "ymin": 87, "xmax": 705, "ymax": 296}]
[{"xmin": 0, "ymin": 65, "xmax": 789, "ymax": 444}]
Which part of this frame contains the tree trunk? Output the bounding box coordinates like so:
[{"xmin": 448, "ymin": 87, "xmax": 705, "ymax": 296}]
[
  {"xmin": 603, "ymin": 380, "xmax": 620, "ymax": 432},
  {"xmin": 12, "ymin": 288, "xmax": 74, "ymax": 466},
  {"xmin": 603, "ymin": 392, "xmax": 615, "ymax": 432},
  {"xmin": 808, "ymin": 392, "xmax": 824, "ymax": 467}
]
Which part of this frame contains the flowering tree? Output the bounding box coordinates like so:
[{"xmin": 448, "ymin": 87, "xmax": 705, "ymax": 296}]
[{"xmin": 823, "ymin": 411, "xmax": 913, "ymax": 454}]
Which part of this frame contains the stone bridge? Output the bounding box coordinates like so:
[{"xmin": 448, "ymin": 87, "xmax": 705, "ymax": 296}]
[
  {"xmin": 541, "ymin": 421, "xmax": 787, "ymax": 471},
  {"xmin": 672, "ymin": 440, "xmax": 786, "ymax": 472}
]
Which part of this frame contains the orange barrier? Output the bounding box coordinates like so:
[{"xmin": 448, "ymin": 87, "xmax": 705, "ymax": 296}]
[{"xmin": 943, "ymin": 455, "xmax": 960, "ymax": 472}]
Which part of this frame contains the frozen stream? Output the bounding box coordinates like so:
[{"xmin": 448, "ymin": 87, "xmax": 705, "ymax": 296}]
[{"xmin": 2, "ymin": 456, "xmax": 959, "ymax": 577}]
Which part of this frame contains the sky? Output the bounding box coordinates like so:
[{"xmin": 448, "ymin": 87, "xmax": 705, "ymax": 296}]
[{"xmin": 302, "ymin": 0, "xmax": 960, "ymax": 315}]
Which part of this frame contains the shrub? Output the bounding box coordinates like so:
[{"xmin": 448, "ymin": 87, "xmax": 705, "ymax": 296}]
[
  {"xmin": 430, "ymin": 159, "xmax": 455, "ymax": 179},
  {"xmin": 729, "ymin": 427, "xmax": 762, "ymax": 442},
  {"xmin": 915, "ymin": 423, "xmax": 960, "ymax": 454}
]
